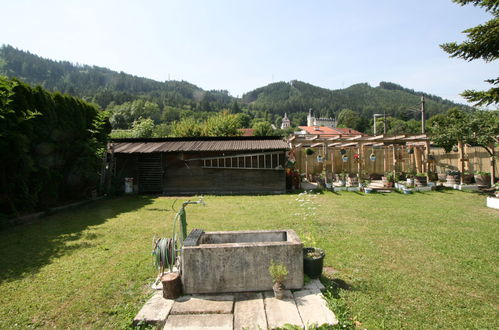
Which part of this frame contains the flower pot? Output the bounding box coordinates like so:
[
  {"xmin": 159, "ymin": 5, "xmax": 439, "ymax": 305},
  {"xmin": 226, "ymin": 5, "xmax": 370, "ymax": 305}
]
[
  {"xmin": 403, "ymin": 188, "xmax": 413, "ymax": 194},
  {"xmin": 462, "ymin": 174, "xmax": 474, "ymax": 184},
  {"xmin": 272, "ymin": 282, "xmax": 285, "ymax": 299},
  {"xmin": 303, "ymin": 247, "xmax": 325, "ymax": 279},
  {"xmin": 414, "ymin": 176, "xmax": 427, "ymax": 187},
  {"xmin": 474, "ymin": 174, "xmax": 491, "ymax": 187},
  {"xmin": 406, "ymin": 178, "xmax": 414, "ymax": 187},
  {"xmin": 446, "ymin": 175, "xmax": 459, "ymax": 185},
  {"xmin": 364, "ymin": 188, "xmax": 374, "ymax": 194}
]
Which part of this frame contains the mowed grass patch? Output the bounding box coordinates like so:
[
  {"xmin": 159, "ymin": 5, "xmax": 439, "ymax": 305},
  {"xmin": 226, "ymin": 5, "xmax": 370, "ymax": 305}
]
[{"xmin": 0, "ymin": 191, "xmax": 497, "ymax": 328}]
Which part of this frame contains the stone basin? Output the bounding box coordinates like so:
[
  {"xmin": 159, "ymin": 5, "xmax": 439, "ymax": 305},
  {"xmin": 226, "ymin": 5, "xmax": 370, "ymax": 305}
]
[{"xmin": 181, "ymin": 229, "xmax": 303, "ymax": 294}]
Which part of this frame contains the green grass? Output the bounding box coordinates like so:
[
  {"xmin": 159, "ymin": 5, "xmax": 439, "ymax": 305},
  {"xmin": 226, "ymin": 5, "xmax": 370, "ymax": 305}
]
[{"xmin": 0, "ymin": 191, "xmax": 497, "ymax": 329}]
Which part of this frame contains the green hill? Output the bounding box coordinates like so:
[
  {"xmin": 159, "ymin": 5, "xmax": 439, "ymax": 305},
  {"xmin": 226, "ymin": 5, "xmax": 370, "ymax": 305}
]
[
  {"xmin": 0, "ymin": 44, "xmax": 468, "ymax": 131},
  {"xmin": 242, "ymin": 80, "xmax": 464, "ymax": 121}
]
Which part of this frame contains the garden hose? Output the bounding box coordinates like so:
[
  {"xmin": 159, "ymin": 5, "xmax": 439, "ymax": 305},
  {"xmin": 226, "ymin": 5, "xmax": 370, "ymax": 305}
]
[{"xmin": 152, "ymin": 237, "xmax": 175, "ymax": 274}]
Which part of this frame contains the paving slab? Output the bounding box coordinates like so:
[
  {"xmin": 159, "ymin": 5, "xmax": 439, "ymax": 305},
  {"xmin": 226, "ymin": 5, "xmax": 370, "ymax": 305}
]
[
  {"xmin": 303, "ymin": 279, "xmax": 325, "ymax": 290},
  {"xmin": 164, "ymin": 314, "xmax": 233, "ymax": 330},
  {"xmin": 234, "ymin": 292, "xmax": 267, "ymax": 330},
  {"xmin": 170, "ymin": 294, "xmax": 234, "ymax": 315},
  {"xmin": 263, "ymin": 291, "xmax": 303, "ymax": 329},
  {"xmin": 133, "ymin": 291, "xmax": 174, "ymax": 327},
  {"xmin": 293, "ymin": 289, "xmax": 338, "ymax": 327}
]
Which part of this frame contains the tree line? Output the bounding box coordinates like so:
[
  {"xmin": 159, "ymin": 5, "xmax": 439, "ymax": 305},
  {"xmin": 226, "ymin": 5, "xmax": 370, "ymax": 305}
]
[{"xmin": 0, "ymin": 45, "xmax": 470, "ymax": 137}]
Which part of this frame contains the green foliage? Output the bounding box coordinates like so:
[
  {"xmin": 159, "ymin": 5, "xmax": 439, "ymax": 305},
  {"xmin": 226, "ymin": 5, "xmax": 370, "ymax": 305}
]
[
  {"xmin": 440, "ymin": 0, "xmax": 498, "ymax": 106},
  {"xmin": 0, "ymin": 76, "xmax": 110, "ymax": 215},
  {"xmin": 131, "ymin": 117, "xmax": 155, "ymax": 138},
  {"xmin": 268, "ymin": 260, "xmax": 288, "ymax": 283},
  {"xmin": 428, "ymin": 107, "xmax": 499, "ymax": 156},
  {"xmin": 337, "ymin": 109, "xmax": 363, "ymax": 131},
  {"xmin": 169, "ymin": 111, "xmax": 243, "ymax": 137},
  {"xmin": 170, "ymin": 117, "xmax": 203, "ymax": 137},
  {"xmin": 203, "ymin": 111, "xmax": 242, "ymax": 136},
  {"xmin": 252, "ymin": 121, "xmax": 275, "ymax": 136}
]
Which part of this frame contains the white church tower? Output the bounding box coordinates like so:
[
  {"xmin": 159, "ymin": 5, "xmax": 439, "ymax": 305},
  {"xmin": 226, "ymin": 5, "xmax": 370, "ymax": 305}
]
[{"xmin": 281, "ymin": 113, "xmax": 291, "ymax": 129}]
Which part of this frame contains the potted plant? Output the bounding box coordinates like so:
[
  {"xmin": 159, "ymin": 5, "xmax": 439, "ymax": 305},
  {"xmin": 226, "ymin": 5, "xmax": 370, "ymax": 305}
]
[
  {"xmin": 347, "ymin": 174, "xmax": 358, "ymax": 187},
  {"xmin": 414, "ymin": 173, "xmax": 428, "ymax": 187},
  {"xmin": 268, "ymin": 260, "xmax": 288, "ymax": 300},
  {"xmin": 406, "ymin": 169, "xmax": 416, "ymax": 187},
  {"xmin": 338, "ymin": 171, "xmax": 347, "ymax": 186},
  {"xmin": 474, "ymin": 171, "xmax": 491, "ymax": 187},
  {"xmin": 463, "ymin": 171, "xmax": 474, "ymax": 184},
  {"xmin": 303, "ymin": 247, "xmax": 325, "ymax": 279},
  {"xmin": 382, "ymin": 172, "xmax": 395, "ymax": 188},
  {"xmin": 446, "ymin": 169, "xmax": 460, "ymax": 185}
]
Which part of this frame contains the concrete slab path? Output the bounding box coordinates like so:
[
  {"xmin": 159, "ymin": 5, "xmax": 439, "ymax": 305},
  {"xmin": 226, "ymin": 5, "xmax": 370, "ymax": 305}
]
[{"xmin": 134, "ymin": 282, "xmax": 338, "ymax": 329}]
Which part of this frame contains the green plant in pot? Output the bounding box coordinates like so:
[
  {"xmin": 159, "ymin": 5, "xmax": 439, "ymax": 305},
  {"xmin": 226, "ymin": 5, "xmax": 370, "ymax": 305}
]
[
  {"xmin": 474, "ymin": 171, "xmax": 491, "ymax": 187},
  {"xmin": 383, "ymin": 172, "xmax": 395, "ymax": 188},
  {"xmin": 415, "ymin": 172, "xmax": 428, "ymax": 186},
  {"xmin": 463, "ymin": 171, "xmax": 474, "ymax": 184},
  {"xmin": 268, "ymin": 260, "xmax": 288, "ymax": 299},
  {"xmin": 303, "ymin": 247, "xmax": 325, "ymax": 279}
]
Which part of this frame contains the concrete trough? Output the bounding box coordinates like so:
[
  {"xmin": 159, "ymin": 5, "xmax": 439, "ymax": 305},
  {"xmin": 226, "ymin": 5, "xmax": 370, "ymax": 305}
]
[{"xmin": 182, "ymin": 229, "xmax": 303, "ymax": 294}]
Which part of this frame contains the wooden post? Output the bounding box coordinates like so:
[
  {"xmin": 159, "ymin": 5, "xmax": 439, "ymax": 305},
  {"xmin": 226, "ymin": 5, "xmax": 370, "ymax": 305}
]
[
  {"xmin": 357, "ymin": 143, "xmax": 362, "ymax": 182},
  {"xmin": 490, "ymin": 143, "xmax": 496, "ymax": 186},
  {"xmin": 161, "ymin": 272, "xmax": 182, "ymax": 299},
  {"xmin": 425, "ymin": 140, "xmax": 431, "ymax": 180},
  {"xmin": 414, "ymin": 147, "xmax": 422, "ymax": 174},
  {"xmin": 383, "ymin": 146, "xmax": 388, "ymax": 174},
  {"xmin": 458, "ymin": 141, "xmax": 465, "ymax": 185},
  {"xmin": 331, "ymin": 149, "xmax": 335, "ymax": 180},
  {"xmin": 392, "ymin": 145, "xmax": 397, "ymax": 177}
]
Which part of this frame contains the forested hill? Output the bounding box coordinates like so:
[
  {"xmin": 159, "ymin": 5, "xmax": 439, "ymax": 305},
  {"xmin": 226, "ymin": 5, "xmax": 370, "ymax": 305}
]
[
  {"xmin": 0, "ymin": 45, "xmax": 467, "ymax": 129},
  {"xmin": 0, "ymin": 45, "xmax": 234, "ymax": 111},
  {"xmin": 242, "ymin": 80, "xmax": 464, "ymax": 121}
]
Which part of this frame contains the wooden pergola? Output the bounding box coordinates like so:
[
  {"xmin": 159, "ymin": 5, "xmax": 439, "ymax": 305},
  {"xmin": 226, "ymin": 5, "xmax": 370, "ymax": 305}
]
[{"xmin": 289, "ymin": 134, "xmax": 435, "ymax": 182}]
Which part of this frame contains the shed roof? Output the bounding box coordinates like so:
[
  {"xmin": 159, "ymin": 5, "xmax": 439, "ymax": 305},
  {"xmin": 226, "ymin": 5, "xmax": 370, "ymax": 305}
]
[{"xmin": 110, "ymin": 137, "xmax": 289, "ymax": 153}]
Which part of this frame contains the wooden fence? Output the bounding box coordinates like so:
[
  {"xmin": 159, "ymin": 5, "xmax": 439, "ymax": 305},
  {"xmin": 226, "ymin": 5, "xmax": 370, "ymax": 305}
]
[{"xmin": 295, "ymin": 146, "xmax": 497, "ymax": 178}]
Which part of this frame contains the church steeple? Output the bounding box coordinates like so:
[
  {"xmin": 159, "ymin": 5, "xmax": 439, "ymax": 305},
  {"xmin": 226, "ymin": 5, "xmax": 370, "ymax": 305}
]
[
  {"xmin": 281, "ymin": 113, "xmax": 291, "ymax": 129},
  {"xmin": 307, "ymin": 108, "xmax": 314, "ymax": 127}
]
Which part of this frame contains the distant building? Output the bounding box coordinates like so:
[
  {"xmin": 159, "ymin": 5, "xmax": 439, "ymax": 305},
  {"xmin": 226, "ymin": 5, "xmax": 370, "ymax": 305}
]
[
  {"xmin": 296, "ymin": 126, "xmax": 365, "ymax": 137},
  {"xmin": 239, "ymin": 128, "xmax": 255, "ymax": 136},
  {"xmin": 306, "ymin": 109, "xmax": 337, "ymax": 128},
  {"xmin": 281, "ymin": 113, "xmax": 291, "ymax": 129}
]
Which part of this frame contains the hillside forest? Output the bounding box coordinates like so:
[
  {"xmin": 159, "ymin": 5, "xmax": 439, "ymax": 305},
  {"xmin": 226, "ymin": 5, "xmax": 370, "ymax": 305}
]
[{"xmin": 0, "ymin": 45, "xmax": 472, "ymax": 137}]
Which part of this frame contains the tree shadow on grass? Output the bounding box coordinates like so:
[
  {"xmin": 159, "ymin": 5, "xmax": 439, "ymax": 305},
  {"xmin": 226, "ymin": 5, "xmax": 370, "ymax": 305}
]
[{"xmin": 0, "ymin": 195, "xmax": 154, "ymax": 284}]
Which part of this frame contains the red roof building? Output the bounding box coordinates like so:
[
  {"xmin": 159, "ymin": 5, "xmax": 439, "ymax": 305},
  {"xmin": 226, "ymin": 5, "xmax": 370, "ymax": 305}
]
[{"xmin": 297, "ymin": 126, "xmax": 366, "ymax": 137}]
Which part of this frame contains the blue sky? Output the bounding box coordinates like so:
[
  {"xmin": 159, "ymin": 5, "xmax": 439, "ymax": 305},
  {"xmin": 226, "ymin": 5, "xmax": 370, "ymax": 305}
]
[{"xmin": 1, "ymin": 0, "xmax": 497, "ymax": 104}]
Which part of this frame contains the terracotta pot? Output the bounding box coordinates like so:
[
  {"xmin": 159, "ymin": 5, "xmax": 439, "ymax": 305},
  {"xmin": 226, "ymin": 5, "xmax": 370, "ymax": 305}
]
[
  {"xmin": 474, "ymin": 174, "xmax": 491, "ymax": 187},
  {"xmin": 415, "ymin": 176, "xmax": 427, "ymax": 187},
  {"xmin": 446, "ymin": 175, "xmax": 459, "ymax": 185},
  {"xmin": 463, "ymin": 174, "xmax": 474, "ymax": 184}
]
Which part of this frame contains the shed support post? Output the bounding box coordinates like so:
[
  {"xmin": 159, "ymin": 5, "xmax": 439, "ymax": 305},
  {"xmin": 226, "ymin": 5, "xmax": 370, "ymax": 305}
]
[
  {"xmin": 383, "ymin": 146, "xmax": 388, "ymax": 174},
  {"xmin": 331, "ymin": 149, "xmax": 335, "ymax": 181},
  {"xmin": 458, "ymin": 141, "xmax": 465, "ymax": 185},
  {"xmin": 392, "ymin": 145, "xmax": 397, "ymax": 177},
  {"xmin": 490, "ymin": 143, "xmax": 496, "ymax": 186}
]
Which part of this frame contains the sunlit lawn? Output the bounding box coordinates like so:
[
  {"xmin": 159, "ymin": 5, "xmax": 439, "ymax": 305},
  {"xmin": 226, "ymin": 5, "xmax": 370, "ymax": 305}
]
[{"xmin": 0, "ymin": 190, "xmax": 497, "ymax": 328}]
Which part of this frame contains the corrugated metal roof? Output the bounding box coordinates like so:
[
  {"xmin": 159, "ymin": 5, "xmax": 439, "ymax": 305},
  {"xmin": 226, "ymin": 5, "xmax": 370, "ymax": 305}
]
[{"xmin": 111, "ymin": 138, "xmax": 289, "ymax": 153}]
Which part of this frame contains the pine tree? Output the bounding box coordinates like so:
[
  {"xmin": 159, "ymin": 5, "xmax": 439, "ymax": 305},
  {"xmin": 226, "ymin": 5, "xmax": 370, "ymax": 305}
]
[{"xmin": 440, "ymin": 0, "xmax": 499, "ymax": 106}]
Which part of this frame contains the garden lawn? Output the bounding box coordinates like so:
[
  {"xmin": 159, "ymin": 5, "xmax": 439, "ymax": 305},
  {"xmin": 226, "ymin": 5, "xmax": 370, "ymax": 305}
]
[{"xmin": 0, "ymin": 191, "xmax": 497, "ymax": 329}]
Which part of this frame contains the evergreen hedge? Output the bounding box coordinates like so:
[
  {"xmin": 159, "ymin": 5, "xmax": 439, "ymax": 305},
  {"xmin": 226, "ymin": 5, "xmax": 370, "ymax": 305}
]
[{"xmin": 0, "ymin": 76, "xmax": 111, "ymax": 217}]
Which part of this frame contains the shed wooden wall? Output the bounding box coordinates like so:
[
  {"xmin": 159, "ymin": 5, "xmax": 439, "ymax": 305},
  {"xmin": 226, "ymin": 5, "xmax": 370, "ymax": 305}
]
[{"xmin": 113, "ymin": 151, "xmax": 286, "ymax": 194}]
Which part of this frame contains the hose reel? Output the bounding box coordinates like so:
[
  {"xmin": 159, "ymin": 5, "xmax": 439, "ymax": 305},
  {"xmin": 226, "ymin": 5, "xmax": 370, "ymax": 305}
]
[{"xmin": 152, "ymin": 199, "xmax": 205, "ymax": 277}]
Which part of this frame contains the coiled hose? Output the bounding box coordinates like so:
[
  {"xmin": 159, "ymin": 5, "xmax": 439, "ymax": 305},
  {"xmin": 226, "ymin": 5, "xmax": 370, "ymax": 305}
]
[{"xmin": 153, "ymin": 237, "xmax": 175, "ymax": 274}]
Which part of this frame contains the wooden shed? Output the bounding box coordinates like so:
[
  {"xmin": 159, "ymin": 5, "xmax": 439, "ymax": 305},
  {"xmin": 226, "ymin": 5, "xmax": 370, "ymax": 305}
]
[{"xmin": 108, "ymin": 137, "xmax": 289, "ymax": 195}]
